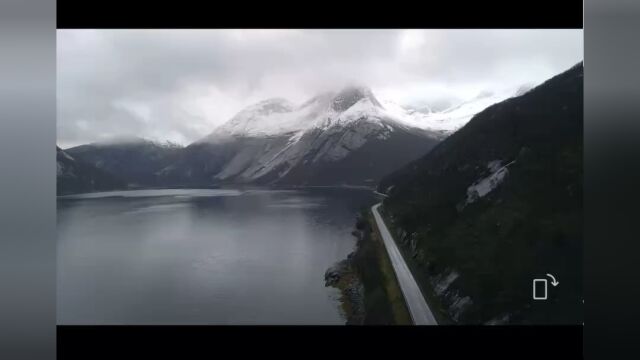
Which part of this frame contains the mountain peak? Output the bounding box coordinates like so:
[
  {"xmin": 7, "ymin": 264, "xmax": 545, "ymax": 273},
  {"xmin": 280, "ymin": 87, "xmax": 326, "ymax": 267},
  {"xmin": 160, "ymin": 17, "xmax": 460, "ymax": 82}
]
[
  {"xmin": 241, "ymin": 98, "xmax": 295, "ymax": 116},
  {"xmin": 204, "ymin": 97, "xmax": 300, "ymax": 140},
  {"xmin": 299, "ymin": 92, "xmax": 335, "ymax": 110},
  {"xmin": 331, "ymin": 85, "xmax": 381, "ymax": 111}
]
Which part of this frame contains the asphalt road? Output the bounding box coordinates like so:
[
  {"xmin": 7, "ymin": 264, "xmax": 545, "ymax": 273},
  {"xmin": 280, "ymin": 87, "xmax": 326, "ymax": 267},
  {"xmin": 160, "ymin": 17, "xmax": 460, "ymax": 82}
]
[{"xmin": 371, "ymin": 203, "xmax": 438, "ymax": 325}]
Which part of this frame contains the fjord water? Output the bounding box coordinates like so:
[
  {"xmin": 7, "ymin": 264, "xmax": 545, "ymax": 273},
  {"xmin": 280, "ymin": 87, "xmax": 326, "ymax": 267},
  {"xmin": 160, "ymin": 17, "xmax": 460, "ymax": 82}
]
[{"xmin": 57, "ymin": 188, "xmax": 376, "ymax": 324}]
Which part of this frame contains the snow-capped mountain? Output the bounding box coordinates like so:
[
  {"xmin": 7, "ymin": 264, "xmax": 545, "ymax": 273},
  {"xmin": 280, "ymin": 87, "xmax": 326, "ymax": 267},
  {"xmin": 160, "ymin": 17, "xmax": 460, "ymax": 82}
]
[
  {"xmin": 205, "ymin": 84, "xmax": 518, "ymax": 143},
  {"xmin": 206, "ymin": 98, "xmax": 299, "ymax": 138},
  {"xmin": 380, "ymin": 88, "xmax": 519, "ymax": 136},
  {"xmin": 63, "ymin": 85, "xmax": 518, "ymax": 189},
  {"xmin": 162, "ymin": 86, "xmax": 445, "ymax": 186},
  {"xmin": 203, "ymin": 86, "xmax": 387, "ymax": 141}
]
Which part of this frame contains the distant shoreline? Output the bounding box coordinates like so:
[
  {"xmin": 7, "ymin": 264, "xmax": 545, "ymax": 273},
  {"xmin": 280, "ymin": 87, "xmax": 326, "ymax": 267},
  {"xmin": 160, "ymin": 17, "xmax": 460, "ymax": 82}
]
[{"xmin": 57, "ymin": 183, "xmax": 381, "ymax": 198}]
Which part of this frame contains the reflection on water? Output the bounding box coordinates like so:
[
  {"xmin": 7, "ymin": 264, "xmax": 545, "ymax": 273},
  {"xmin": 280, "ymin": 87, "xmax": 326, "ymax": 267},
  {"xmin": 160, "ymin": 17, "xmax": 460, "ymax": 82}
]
[{"xmin": 57, "ymin": 188, "xmax": 376, "ymax": 324}]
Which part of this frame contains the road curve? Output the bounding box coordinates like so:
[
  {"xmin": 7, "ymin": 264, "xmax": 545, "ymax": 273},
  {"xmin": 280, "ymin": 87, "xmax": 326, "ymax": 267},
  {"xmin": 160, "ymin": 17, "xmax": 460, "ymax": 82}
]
[{"xmin": 371, "ymin": 203, "xmax": 438, "ymax": 325}]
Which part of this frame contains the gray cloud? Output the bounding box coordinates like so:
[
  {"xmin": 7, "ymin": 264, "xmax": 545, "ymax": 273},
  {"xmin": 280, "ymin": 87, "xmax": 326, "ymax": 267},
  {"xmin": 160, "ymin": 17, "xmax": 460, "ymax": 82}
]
[{"xmin": 57, "ymin": 29, "xmax": 583, "ymax": 148}]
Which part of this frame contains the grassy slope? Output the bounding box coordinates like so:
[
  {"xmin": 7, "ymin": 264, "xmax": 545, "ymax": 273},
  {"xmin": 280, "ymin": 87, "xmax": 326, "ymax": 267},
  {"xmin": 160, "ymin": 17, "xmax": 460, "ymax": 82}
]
[
  {"xmin": 365, "ymin": 212, "xmax": 412, "ymax": 325},
  {"xmin": 377, "ymin": 207, "xmax": 451, "ymax": 324},
  {"xmin": 336, "ymin": 211, "xmax": 411, "ymax": 325}
]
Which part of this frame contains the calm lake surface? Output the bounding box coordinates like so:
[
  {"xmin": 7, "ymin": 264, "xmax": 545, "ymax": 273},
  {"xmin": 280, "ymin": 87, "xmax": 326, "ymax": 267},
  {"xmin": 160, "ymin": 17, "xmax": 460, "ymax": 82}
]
[{"xmin": 57, "ymin": 188, "xmax": 377, "ymax": 324}]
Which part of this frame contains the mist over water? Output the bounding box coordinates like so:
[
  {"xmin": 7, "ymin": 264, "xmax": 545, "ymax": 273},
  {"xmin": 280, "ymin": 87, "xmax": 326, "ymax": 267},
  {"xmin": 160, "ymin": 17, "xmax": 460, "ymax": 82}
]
[{"xmin": 57, "ymin": 188, "xmax": 376, "ymax": 324}]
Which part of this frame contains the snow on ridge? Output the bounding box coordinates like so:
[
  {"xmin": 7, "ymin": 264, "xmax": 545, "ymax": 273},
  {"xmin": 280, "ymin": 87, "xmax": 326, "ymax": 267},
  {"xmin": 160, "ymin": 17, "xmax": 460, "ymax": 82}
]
[
  {"xmin": 59, "ymin": 149, "xmax": 75, "ymax": 161},
  {"xmin": 331, "ymin": 85, "xmax": 382, "ymax": 111},
  {"xmin": 464, "ymin": 160, "xmax": 516, "ymax": 206},
  {"xmin": 207, "ymin": 91, "xmax": 383, "ymax": 141},
  {"xmin": 223, "ymin": 98, "xmax": 391, "ymax": 182},
  {"xmin": 379, "ymin": 88, "xmax": 516, "ymax": 134},
  {"xmin": 435, "ymin": 270, "xmax": 460, "ymax": 296},
  {"xmin": 213, "ymin": 98, "xmax": 300, "ymax": 138},
  {"xmin": 312, "ymin": 97, "xmax": 382, "ymax": 130},
  {"xmin": 204, "ymin": 85, "xmax": 519, "ymax": 144},
  {"xmin": 487, "ymin": 160, "xmax": 502, "ymax": 173}
]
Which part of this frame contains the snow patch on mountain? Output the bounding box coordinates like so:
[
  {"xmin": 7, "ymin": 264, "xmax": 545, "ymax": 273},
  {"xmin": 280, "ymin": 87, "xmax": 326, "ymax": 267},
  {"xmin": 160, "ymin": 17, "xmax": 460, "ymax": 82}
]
[
  {"xmin": 313, "ymin": 97, "xmax": 383, "ymax": 130},
  {"xmin": 464, "ymin": 160, "xmax": 516, "ymax": 206},
  {"xmin": 210, "ymin": 98, "xmax": 299, "ymax": 138},
  {"xmin": 379, "ymin": 88, "xmax": 517, "ymax": 134},
  {"xmin": 189, "ymin": 84, "xmax": 522, "ymax": 184},
  {"xmin": 204, "ymin": 86, "xmax": 395, "ymax": 142},
  {"xmin": 60, "ymin": 150, "xmax": 75, "ymax": 161},
  {"xmin": 203, "ymin": 84, "xmax": 517, "ymax": 145}
]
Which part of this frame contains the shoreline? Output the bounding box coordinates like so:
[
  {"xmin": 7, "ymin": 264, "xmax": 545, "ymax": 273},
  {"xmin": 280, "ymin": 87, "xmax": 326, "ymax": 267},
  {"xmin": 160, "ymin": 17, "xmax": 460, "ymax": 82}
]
[
  {"xmin": 324, "ymin": 211, "xmax": 411, "ymax": 325},
  {"xmin": 58, "ymin": 183, "xmax": 378, "ymax": 197}
]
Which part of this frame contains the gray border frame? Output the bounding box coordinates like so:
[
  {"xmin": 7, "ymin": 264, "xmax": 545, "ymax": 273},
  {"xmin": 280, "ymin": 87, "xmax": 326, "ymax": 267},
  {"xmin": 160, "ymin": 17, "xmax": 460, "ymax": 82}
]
[
  {"xmin": 0, "ymin": 0, "xmax": 55, "ymax": 359},
  {"xmin": 584, "ymin": 0, "xmax": 640, "ymax": 358}
]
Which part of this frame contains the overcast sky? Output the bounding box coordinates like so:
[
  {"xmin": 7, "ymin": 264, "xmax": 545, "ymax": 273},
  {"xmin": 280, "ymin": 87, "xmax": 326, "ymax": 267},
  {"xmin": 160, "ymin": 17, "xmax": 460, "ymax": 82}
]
[{"xmin": 57, "ymin": 29, "xmax": 583, "ymax": 148}]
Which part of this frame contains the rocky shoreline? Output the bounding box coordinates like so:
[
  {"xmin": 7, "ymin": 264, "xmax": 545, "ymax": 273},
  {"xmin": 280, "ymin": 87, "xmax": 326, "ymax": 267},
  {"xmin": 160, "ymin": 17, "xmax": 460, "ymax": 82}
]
[
  {"xmin": 324, "ymin": 213, "xmax": 385, "ymax": 325},
  {"xmin": 324, "ymin": 231, "xmax": 366, "ymax": 325},
  {"xmin": 325, "ymin": 211, "xmax": 411, "ymax": 325}
]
